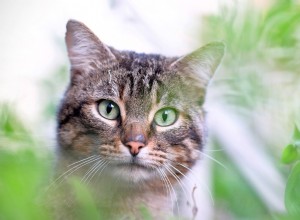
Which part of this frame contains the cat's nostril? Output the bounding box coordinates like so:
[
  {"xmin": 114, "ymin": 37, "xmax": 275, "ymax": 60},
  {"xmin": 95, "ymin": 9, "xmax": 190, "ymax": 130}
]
[{"xmin": 125, "ymin": 141, "xmax": 145, "ymax": 156}]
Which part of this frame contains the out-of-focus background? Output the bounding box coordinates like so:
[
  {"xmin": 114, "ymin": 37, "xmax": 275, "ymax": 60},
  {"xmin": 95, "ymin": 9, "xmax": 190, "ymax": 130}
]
[{"xmin": 1, "ymin": 0, "xmax": 300, "ymax": 219}]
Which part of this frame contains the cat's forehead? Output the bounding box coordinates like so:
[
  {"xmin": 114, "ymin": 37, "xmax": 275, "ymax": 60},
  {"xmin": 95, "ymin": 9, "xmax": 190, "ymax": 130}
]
[
  {"xmin": 68, "ymin": 50, "xmax": 201, "ymax": 118},
  {"xmin": 112, "ymin": 48, "xmax": 175, "ymax": 72},
  {"xmin": 95, "ymin": 52, "xmax": 179, "ymax": 99},
  {"xmin": 80, "ymin": 64, "xmax": 187, "ymax": 119}
]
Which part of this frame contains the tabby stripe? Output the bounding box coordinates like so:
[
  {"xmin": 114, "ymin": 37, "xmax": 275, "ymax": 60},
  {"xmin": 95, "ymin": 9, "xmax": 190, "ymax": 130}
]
[
  {"xmin": 58, "ymin": 101, "xmax": 87, "ymax": 128},
  {"xmin": 128, "ymin": 73, "xmax": 135, "ymax": 97}
]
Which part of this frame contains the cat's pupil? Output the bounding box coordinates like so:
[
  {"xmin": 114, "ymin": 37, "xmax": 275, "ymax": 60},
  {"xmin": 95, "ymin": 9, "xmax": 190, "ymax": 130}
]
[
  {"xmin": 162, "ymin": 111, "xmax": 168, "ymax": 122},
  {"xmin": 106, "ymin": 103, "xmax": 113, "ymax": 114}
]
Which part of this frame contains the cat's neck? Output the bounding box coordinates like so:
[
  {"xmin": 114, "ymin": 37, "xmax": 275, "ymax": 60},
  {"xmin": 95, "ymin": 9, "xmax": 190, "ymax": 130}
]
[
  {"xmin": 84, "ymin": 172, "xmax": 175, "ymax": 219},
  {"xmin": 55, "ymin": 153, "xmax": 175, "ymax": 218}
]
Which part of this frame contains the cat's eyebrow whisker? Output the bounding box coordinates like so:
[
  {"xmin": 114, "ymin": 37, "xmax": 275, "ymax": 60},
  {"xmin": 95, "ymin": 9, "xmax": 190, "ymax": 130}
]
[{"xmin": 199, "ymin": 151, "xmax": 228, "ymax": 170}]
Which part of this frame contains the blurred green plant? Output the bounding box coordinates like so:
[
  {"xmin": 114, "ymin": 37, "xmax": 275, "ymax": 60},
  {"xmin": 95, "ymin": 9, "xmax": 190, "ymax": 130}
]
[
  {"xmin": 281, "ymin": 125, "xmax": 300, "ymax": 218},
  {"xmin": 40, "ymin": 65, "xmax": 68, "ymax": 120},
  {"xmin": 0, "ymin": 148, "xmax": 51, "ymax": 220},
  {"xmin": 0, "ymin": 103, "xmax": 36, "ymax": 149},
  {"xmin": 202, "ymin": 0, "xmax": 300, "ymax": 117},
  {"xmin": 211, "ymin": 144, "xmax": 274, "ymax": 219},
  {"xmin": 281, "ymin": 125, "xmax": 300, "ymax": 164},
  {"xmin": 0, "ymin": 103, "xmax": 51, "ymax": 220},
  {"xmin": 201, "ymin": 0, "xmax": 300, "ymax": 219},
  {"xmin": 0, "ymin": 104, "xmax": 102, "ymax": 220}
]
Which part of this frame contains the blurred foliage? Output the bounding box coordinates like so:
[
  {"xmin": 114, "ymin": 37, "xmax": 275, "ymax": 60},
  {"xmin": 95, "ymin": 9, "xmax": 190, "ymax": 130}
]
[
  {"xmin": 40, "ymin": 65, "xmax": 69, "ymax": 120},
  {"xmin": 0, "ymin": 103, "xmax": 51, "ymax": 220},
  {"xmin": 0, "ymin": 104, "xmax": 104, "ymax": 220},
  {"xmin": 212, "ymin": 149, "xmax": 272, "ymax": 219},
  {"xmin": 284, "ymin": 162, "xmax": 300, "ymax": 218},
  {"xmin": 0, "ymin": 104, "xmax": 37, "ymax": 149},
  {"xmin": 201, "ymin": 0, "xmax": 300, "ymax": 219},
  {"xmin": 281, "ymin": 125, "xmax": 300, "ymax": 164},
  {"xmin": 202, "ymin": 0, "xmax": 300, "ymax": 123},
  {"xmin": 0, "ymin": 148, "xmax": 51, "ymax": 220},
  {"xmin": 281, "ymin": 125, "xmax": 300, "ymax": 218}
]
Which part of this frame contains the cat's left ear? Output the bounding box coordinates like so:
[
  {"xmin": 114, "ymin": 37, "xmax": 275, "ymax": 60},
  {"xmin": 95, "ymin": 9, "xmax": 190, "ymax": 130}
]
[
  {"xmin": 169, "ymin": 42, "xmax": 225, "ymax": 92},
  {"xmin": 65, "ymin": 19, "xmax": 117, "ymax": 74}
]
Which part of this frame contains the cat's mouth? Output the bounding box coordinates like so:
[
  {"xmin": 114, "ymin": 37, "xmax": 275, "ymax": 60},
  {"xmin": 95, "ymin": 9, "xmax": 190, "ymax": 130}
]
[
  {"xmin": 109, "ymin": 157, "xmax": 158, "ymax": 183},
  {"xmin": 116, "ymin": 158, "xmax": 149, "ymax": 170}
]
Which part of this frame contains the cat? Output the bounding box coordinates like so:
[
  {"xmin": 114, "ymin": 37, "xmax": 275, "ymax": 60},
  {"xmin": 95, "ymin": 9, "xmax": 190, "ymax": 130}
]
[{"xmin": 55, "ymin": 19, "xmax": 224, "ymax": 219}]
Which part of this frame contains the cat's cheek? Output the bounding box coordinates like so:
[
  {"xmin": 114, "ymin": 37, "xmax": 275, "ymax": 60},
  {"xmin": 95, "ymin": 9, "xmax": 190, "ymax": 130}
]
[
  {"xmin": 73, "ymin": 138, "xmax": 94, "ymax": 155},
  {"xmin": 58, "ymin": 126, "xmax": 76, "ymax": 147},
  {"xmin": 118, "ymin": 143, "xmax": 132, "ymax": 157},
  {"xmin": 182, "ymin": 139, "xmax": 201, "ymax": 161},
  {"xmin": 167, "ymin": 141, "xmax": 200, "ymax": 166}
]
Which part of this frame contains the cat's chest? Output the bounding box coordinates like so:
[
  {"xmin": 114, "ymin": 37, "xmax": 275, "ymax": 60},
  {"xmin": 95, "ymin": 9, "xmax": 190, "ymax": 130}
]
[{"xmin": 88, "ymin": 180, "xmax": 174, "ymax": 219}]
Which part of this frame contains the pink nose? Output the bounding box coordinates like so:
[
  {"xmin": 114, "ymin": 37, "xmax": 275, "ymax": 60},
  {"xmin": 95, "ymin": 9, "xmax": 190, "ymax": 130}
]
[{"xmin": 125, "ymin": 141, "xmax": 145, "ymax": 156}]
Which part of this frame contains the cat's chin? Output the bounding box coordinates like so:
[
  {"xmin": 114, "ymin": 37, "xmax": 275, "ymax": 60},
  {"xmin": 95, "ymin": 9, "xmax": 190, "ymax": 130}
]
[{"xmin": 109, "ymin": 162, "xmax": 158, "ymax": 184}]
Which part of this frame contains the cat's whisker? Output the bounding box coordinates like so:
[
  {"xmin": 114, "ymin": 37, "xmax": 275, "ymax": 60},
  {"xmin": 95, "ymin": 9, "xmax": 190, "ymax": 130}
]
[
  {"xmin": 167, "ymin": 163, "xmax": 198, "ymax": 193},
  {"xmin": 156, "ymin": 168, "xmax": 174, "ymax": 211},
  {"xmin": 92, "ymin": 161, "xmax": 109, "ymax": 178},
  {"xmin": 49, "ymin": 155, "xmax": 100, "ymax": 189},
  {"xmin": 164, "ymin": 164, "xmax": 190, "ymax": 202},
  {"xmin": 158, "ymin": 167, "xmax": 180, "ymax": 215},
  {"xmin": 176, "ymin": 162, "xmax": 214, "ymax": 205},
  {"xmin": 68, "ymin": 155, "xmax": 97, "ymax": 167},
  {"xmin": 81, "ymin": 159, "xmax": 105, "ymax": 183},
  {"xmin": 167, "ymin": 162, "xmax": 202, "ymax": 194},
  {"xmin": 167, "ymin": 162, "xmax": 214, "ymax": 210},
  {"xmin": 155, "ymin": 167, "xmax": 168, "ymax": 193},
  {"xmin": 92, "ymin": 160, "xmax": 110, "ymax": 184},
  {"xmin": 204, "ymin": 149, "xmax": 224, "ymax": 152},
  {"xmin": 199, "ymin": 151, "xmax": 228, "ymax": 170}
]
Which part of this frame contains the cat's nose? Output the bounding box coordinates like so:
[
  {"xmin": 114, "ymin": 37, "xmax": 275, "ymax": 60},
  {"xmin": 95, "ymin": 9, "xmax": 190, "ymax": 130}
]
[
  {"xmin": 122, "ymin": 122, "xmax": 147, "ymax": 156},
  {"xmin": 125, "ymin": 141, "xmax": 145, "ymax": 157}
]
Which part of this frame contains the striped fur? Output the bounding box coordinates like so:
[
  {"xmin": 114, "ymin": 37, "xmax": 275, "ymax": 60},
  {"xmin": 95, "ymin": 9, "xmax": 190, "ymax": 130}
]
[{"xmin": 56, "ymin": 19, "xmax": 224, "ymax": 218}]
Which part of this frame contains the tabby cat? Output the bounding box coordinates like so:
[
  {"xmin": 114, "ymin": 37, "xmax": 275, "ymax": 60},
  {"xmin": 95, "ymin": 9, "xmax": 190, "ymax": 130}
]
[{"xmin": 56, "ymin": 20, "xmax": 224, "ymax": 219}]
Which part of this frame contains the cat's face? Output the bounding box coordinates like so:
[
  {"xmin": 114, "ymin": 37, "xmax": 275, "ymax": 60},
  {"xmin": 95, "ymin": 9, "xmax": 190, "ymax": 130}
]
[{"xmin": 57, "ymin": 20, "xmax": 224, "ymax": 183}]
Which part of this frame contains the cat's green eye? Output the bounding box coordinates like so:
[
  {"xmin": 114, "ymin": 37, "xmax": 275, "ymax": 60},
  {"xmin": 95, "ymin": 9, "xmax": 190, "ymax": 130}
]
[
  {"xmin": 154, "ymin": 108, "xmax": 177, "ymax": 127},
  {"xmin": 98, "ymin": 100, "xmax": 120, "ymax": 120}
]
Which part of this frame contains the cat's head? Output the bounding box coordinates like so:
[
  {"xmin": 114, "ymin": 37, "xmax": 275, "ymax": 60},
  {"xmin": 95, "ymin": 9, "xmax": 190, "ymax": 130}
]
[{"xmin": 57, "ymin": 20, "xmax": 224, "ymax": 183}]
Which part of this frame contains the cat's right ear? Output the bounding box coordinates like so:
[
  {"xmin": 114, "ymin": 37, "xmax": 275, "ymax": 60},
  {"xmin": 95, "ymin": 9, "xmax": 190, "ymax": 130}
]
[
  {"xmin": 65, "ymin": 20, "xmax": 116, "ymax": 81},
  {"xmin": 169, "ymin": 42, "xmax": 225, "ymax": 101}
]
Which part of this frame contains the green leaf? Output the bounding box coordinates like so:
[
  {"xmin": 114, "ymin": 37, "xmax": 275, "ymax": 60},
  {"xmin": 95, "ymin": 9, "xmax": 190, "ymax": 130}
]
[
  {"xmin": 281, "ymin": 144, "xmax": 299, "ymax": 164},
  {"xmin": 292, "ymin": 125, "xmax": 300, "ymax": 148},
  {"xmin": 285, "ymin": 161, "xmax": 300, "ymax": 216}
]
